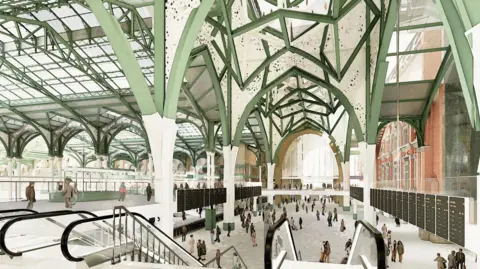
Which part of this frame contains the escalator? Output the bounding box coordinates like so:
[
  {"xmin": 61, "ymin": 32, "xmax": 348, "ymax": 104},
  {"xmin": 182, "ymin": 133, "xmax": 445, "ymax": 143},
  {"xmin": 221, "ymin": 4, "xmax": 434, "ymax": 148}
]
[
  {"xmin": 0, "ymin": 210, "xmax": 99, "ymax": 256},
  {"xmin": 265, "ymin": 216, "xmax": 386, "ymax": 269},
  {"xmin": 61, "ymin": 206, "xmax": 204, "ymax": 268}
]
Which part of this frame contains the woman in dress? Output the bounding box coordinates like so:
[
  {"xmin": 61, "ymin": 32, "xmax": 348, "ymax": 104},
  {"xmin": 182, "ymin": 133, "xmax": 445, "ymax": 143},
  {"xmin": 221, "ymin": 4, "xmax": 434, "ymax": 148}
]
[{"xmin": 251, "ymin": 227, "xmax": 257, "ymax": 247}]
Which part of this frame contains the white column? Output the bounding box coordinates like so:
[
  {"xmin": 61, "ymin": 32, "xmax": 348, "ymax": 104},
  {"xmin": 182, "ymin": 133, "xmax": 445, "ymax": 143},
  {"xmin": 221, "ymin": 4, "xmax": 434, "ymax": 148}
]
[
  {"xmin": 258, "ymin": 165, "xmax": 262, "ymax": 185},
  {"xmin": 359, "ymin": 142, "xmax": 375, "ymax": 224},
  {"xmin": 16, "ymin": 158, "xmax": 22, "ymax": 199},
  {"xmin": 7, "ymin": 157, "xmax": 12, "ymax": 200},
  {"xmin": 353, "ymin": 200, "xmax": 358, "ymax": 220},
  {"xmin": 95, "ymin": 155, "xmax": 102, "ymax": 169},
  {"xmin": 148, "ymin": 153, "xmax": 153, "ymax": 179},
  {"xmin": 57, "ymin": 156, "xmax": 63, "ymax": 178},
  {"xmin": 102, "ymin": 155, "xmax": 108, "ymax": 169},
  {"xmin": 143, "ymin": 114, "xmax": 177, "ymax": 238},
  {"xmin": 342, "ymin": 161, "xmax": 350, "ymax": 210},
  {"xmin": 223, "ymin": 146, "xmax": 239, "ymax": 230},
  {"xmin": 267, "ymin": 163, "xmax": 275, "ymax": 205},
  {"xmin": 206, "ymin": 153, "xmax": 211, "ymax": 187},
  {"xmin": 207, "ymin": 152, "xmax": 215, "ymax": 188},
  {"xmin": 50, "ymin": 156, "xmax": 55, "ymax": 178}
]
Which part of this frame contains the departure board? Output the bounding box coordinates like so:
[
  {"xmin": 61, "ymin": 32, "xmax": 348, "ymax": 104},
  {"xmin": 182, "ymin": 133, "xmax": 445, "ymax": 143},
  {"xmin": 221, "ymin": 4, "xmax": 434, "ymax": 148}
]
[
  {"xmin": 449, "ymin": 197, "xmax": 465, "ymax": 246},
  {"xmin": 378, "ymin": 190, "xmax": 383, "ymax": 211},
  {"xmin": 382, "ymin": 189, "xmax": 386, "ymax": 212},
  {"xmin": 416, "ymin": 193, "xmax": 425, "ymax": 229},
  {"xmin": 435, "ymin": 195, "xmax": 449, "ymax": 239},
  {"xmin": 386, "ymin": 190, "xmax": 391, "ymax": 214},
  {"xmin": 390, "ymin": 191, "xmax": 397, "ymax": 217},
  {"xmin": 425, "ymin": 194, "xmax": 436, "ymax": 234},
  {"xmin": 408, "ymin": 192, "xmax": 416, "ymax": 225},
  {"xmin": 370, "ymin": 189, "xmax": 374, "ymax": 207},
  {"xmin": 177, "ymin": 189, "xmax": 185, "ymax": 212},
  {"xmin": 395, "ymin": 191, "xmax": 402, "ymax": 218},
  {"xmin": 402, "ymin": 192, "xmax": 408, "ymax": 221},
  {"xmin": 350, "ymin": 186, "xmax": 363, "ymax": 202}
]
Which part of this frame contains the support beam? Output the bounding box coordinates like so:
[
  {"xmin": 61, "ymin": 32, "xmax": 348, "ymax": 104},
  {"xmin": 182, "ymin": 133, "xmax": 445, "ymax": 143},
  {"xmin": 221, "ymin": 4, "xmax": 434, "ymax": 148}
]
[
  {"xmin": 154, "ymin": 0, "xmax": 166, "ymax": 113},
  {"xmin": 223, "ymin": 146, "xmax": 239, "ymax": 231}
]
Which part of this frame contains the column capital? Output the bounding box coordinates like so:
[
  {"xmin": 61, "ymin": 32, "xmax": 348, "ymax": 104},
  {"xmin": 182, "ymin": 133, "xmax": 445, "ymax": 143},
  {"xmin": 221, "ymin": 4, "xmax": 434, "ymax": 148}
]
[{"xmin": 206, "ymin": 151, "xmax": 215, "ymax": 157}]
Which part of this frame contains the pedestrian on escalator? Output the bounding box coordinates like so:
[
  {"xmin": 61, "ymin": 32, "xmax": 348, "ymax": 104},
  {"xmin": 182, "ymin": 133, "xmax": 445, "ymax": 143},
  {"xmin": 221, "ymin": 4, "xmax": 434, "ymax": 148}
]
[
  {"xmin": 216, "ymin": 249, "xmax": 222, "ymax": 268},
  {"xmin": 146, "ymin": 183, "xmax": 152, "ymax": 201},
  {"xmin": 345, "ymin": 239, "xmax": 352, "ymax": 255},
  {"xmin": 215, "ymin": 225, "xmax": 221, "ymax": 243},
  {"xmin": 181, "ymin": 226, "xmax": 188, "ymax": 242},
  {"xmin": 63, "ymin": 178, "xmax": 73, "ymax": 208},
  {"xmin": 456, "ymin": 248, "xmax": 465, "ymax": 269},
  {"xmin": 25, "ymin": 182, "xmax": 35, "ymax": 210},
  {"xmin": 118, "ymin": 182, "xmax": 127, "ymax": 201}
]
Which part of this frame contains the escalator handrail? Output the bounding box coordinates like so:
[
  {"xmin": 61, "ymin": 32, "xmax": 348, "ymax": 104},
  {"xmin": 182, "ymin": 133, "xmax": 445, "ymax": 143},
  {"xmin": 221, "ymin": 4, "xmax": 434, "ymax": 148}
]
[
  {"xmin": 204, "ymin": 245, "xmax": 248, "ymax": 269},
  {"xmin": 61, "ymin": 212, "xmax": 131, "ymax": 262},
  {"xmin": 114, "ymin": 206, "xmax": 203, "ymax": 267},
  {"xmin": 0, "ymin": 210, "xmax": 97, "ymax": 257},
  {"xmin": 0, "ymin": 209, "xmax": 38, "ymax": 215},
  {"xmin": 354, "ymin": 220, "xmax": 386, "ymax": 269},
  {"xmin": 264, "ymin": 215, "xmax": 299, "ymax": 269}
]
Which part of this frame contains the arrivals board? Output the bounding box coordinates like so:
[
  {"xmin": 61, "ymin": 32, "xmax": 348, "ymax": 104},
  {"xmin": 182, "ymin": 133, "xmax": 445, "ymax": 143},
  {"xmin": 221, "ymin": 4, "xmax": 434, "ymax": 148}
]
[
  {"xmin": 395, "ymin": 191, "xmax": 402, "ymax": 218},
  {"xmin": 425, "ymin": 194, "xmax": 436, "ymax": 234},
  {"xmin": 386, "ymin": 191, "xmax": 390, "ymax": 214},
  {"xmin": 350, "ymin": 186, "xmax": 363, "ymax": 202},
  {"xmin": 382, "ymin": 189, "xmax": 387, "ymax": 212},
  {"xmin": 402, "ymin": 192, "xmax": 408, "ymax": 221},
  {"xmin": 379, "ymin": 189, "xmax": 384, "ymax": 211},
  {"xmin": 449, "ymin": 197, "xmax": 465, "ymax": 246},
  {"xmin": 408, "ymin": 192, "xmax": 416, "ymax": 225},
  {"xmin": 370, "ymin": 189, "xmax": 374, "ymax": 208},
  {"xmin": 435, "ymin": 195, "xmax": 449, "ymax": 239},
  {"xmin": 390, "ymin": 191, "xmax": 397, "ymax": 217},
  {"xmin": 416, "ymin": 193, "xmax": 425, "ymax": 229},
  {"xmin": 177, "ymin": 189, "xmax": 185, "ymax": 212}
]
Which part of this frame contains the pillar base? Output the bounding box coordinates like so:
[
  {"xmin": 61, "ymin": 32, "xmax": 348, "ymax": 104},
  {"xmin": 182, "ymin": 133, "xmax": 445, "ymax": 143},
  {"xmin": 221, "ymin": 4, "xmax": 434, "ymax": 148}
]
[
  {"xmin": 223, "ymin": 222, "xmax": 235, "ymax": 231},
  {"xmin": 353, "ymin": 213, "xmax": 358, "ymax": 220},
  {"xmin": 204, "ymin": 208, "xmax": 216, "ymax": 230},
  {"xmin": 343, "ymin": 206, "xmax": 351, "ymax": 211}
]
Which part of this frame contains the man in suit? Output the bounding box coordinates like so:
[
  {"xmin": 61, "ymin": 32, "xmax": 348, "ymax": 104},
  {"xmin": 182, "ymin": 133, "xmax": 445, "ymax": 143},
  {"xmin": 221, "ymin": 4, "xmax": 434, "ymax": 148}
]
[{"xmin": 455, "ymin": 248, "xmax": 465, "ymax": 269}]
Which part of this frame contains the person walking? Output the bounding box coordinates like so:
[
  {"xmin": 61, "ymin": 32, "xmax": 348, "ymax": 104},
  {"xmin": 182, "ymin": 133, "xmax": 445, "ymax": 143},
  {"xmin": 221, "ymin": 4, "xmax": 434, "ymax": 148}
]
[
  {"xmin": 188, "ymin": 235, "xmax": 195, "ymax": 254},
  {"xmin": 245, "ymin": 218, "xmax": 250, "ymax": 233},
  {"xmin": 196, "ymin": 239, "xmax": 202, "ymax": 260},
  {"xmin": 233, "ymin": 252, "xmax": 241, "ymax": 269},
  {"xmin": 376, "ymin": 214, "xmax": 379, "ymax": 225},
  {"xmin": 25, "ymin": 182, "xmax": 35, "ymax": 209},
  {"xmin": 435, "ymin": 253, "xmax": 447, "ymax": 269},
  {"xmin": 395, "ymin": 217, "xmax": 400, "ymax": 227},
  {"xmin": 311, "ymin": 203, "xmax": 314, "ymax": 212},
  {"xmin": 397, "ymin": 241, "xmax": 404, "ymax": 263},
  {"xmin": 182, "ymin": 226, "xmax": 188, "ymax": 242},
  {"xmin": 296, "ymin": 203, "xmax": 299, "ymax": 212},
  {"xmin": 448, "ymin": 250, "xmax": 457, "ymax": 269},
  {"xmin": 215, "ymin": 225, "xmax": 221, "ymax": 243},
  {"xmin": 316, "ymin": 210, "xmax": 320, "ymax": 221},
  {"xmin": 227, "ymin": 223, "xmax": 232, "ymax": 237},
  {"xmin": 251, "ymin": 227, "xmax": 257, "ymax": 247},
  {"xmin": 333, "ymin": 208, "xmax": 338, "ymax": 222},
  {"xmin": 391, "ymin": 240, "xmax": 397, "ymax": 262},
  {"xmin": 299, "ymin": 217, "xmax": 303, "ymax": 229},
  {"xmin": 63, "ymin": 178, "xmax": 73, "ymax": 208},
  {"xmin": 456, "ymin": 248, "xmax": 465, "ymax": 269},
  {"xmin": 146, "ymin": 183, "xmax": 152, "ymax": 201},
  {"xmin": 381, "ymin": 224, "xmax": 388, "ymax": 236},
  {"xmin": 71, "ymin": 182, "xmax": 79, "ymax": 206},
  {"xmin": 201, "ymin": 240, "xmax": 207, "ymax": 261},
  {"xmin": 210, "ymin": 229, "xmax": 215, "ymax": 244},
  {"xmin": 215, "ymin": 249, "xmax": 222, "ymax": 268},
  {"xmin": 118, "ymin": 182, "xmax": 127, "ymax": 201},
  {"xmin": 340, "ymin": 219, "xmax": 346, "ymax": 232},
  {"xmin": 327, "ymin": 212, "xmax": 333, "ymax": 227},
  {"xmin": 323, "ymin": 241, "xmax": 331, "ymax": 263}
]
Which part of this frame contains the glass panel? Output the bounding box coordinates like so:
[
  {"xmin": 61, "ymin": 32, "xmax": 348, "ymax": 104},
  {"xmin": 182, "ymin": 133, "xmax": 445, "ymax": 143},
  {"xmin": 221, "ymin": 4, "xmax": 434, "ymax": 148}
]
[
  {"xmin": 347, "ymin": 221, "xmax": 383, "ymax": 267},
  {"xmin": 270, "ymin": 219, "xmax": 297, "ymax": 263},
  {"xmin": 389, "ymin": 28, "xmax": 444, "ymax": 53},
  {"xmin": 386, "ymin": 51, "xmax": 444, "ymax": 83}
]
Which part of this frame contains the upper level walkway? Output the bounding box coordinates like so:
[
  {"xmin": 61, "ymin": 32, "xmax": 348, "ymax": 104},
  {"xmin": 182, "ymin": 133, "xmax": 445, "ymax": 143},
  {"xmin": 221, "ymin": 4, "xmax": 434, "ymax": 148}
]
[{"xmin": 262, "ymin": 188, "xmax": 349, "ymax": 196}]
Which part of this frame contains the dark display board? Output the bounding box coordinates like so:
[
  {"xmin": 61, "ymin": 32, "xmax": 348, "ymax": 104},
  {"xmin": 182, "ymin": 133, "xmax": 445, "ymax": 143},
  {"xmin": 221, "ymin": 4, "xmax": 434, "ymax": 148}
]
[
  {"xmin": 402, "ymin": 192, "xmax": 408, "ymax": 221},
  {"xmin": 386, "ymin": 190, "xmax": 391, "ymax": 214},
  {"xmin": 408, "ymin": 192, "xmax": 416, "ymax": 225},
  {"xmin": 435, "ymin": 195, "xmax": 449, "ymax": 239},
  {"xmin": 371, "ymin": 189, "xmax": 375, "ymax": 208},
  {"xmin": 177, "ymin": 188, "xmax": 227, "ymax": 212},
  {"xmin": 390, "ymin": 191, "xmax": 396, "ymax": 216},
  {"xmin": 425, "ymin": 194, "xmax": 436, "ymax": 233},
  {"xmin": 395, "ymin": 191, "xmax": 402, "ymax": 218},
  {"xmin": 416, "ymin": 193, "xmax": 425, "ymax": 229},
  {"xmin": 449, "ymin": 197, "xmax": 465, "ymax": 246},
  {"xmin": 234, "ymin": 187, "xmax": 262, "ymax": 200},
  {"xmin": 381, "ymin": 189, "xmax": 386, "ymax": 212},
  {"xmin": 375, "ymin": 189, "xmax": 379, "ymax": 208},
  {"xmin": 350, "ymin": 186, "xmax": 363, "ymax": 202}
]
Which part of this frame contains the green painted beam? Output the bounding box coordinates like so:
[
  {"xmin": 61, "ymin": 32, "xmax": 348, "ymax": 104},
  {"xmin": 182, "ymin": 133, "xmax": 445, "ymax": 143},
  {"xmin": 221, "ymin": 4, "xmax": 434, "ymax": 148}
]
[
  {"xmin": 267, "ymin": 88, "xmax": 333, "ymax": 116},
  {"xmin": 344, "ymin": 117, "xmax": 353, "ymax": 162},
  {"xmin": 386, "ymin": 47, "xmax": 448, "ymax": 57},
  {"xmin": 421, "ymin": 47, "xmax": 453, "ymax": 130},
  {"xmin": 396, "ymin": 22, "xmax": 443, "ymax": 31},
  {"xmin": 86, "ymin": 0, "xmax": 156, "ymax": 116},
  {"xmin": 381, "ymin": 98, "xmax": 427, "ymax": 104},
  {"xmin": 254, "ymin": 110, "xmax": 271, "ymax": 162},
  {"xmin": 437, "ymin": 0, "xmax": 480, "ymax": 130},
  {"xmin": 163, "ymin": 0, "xmax": 215, "ymax": 119},
  {"xmin": 154, "ymin": 0, "xmax": 165, "ymax": 113},
  {"xmin": 279, "ymin": 16, "xmax": 290, "ymax": 48},
  {"xmin": 366, "ymin": 0, "xmax": 397, "ymax": 144},
  {"xmin": 364, "ymin": 0, "xmax": 381, "ymax": 16},
  {"xmin": 333, "ymin": 23, "xmax": 341, "ymax": 77}
]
